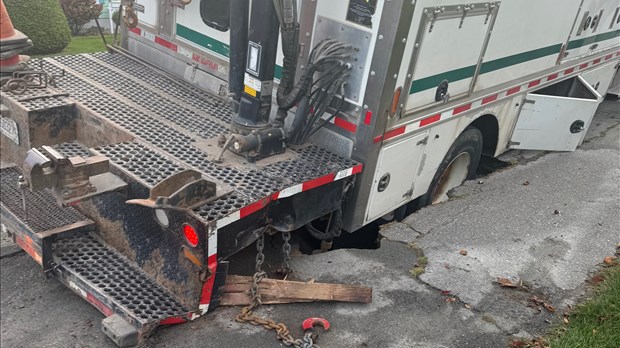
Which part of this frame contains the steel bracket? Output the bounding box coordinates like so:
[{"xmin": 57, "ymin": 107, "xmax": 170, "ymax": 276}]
[{"xmin": 126, "ymin": 169, "xmax": 217, "ymax": 211}]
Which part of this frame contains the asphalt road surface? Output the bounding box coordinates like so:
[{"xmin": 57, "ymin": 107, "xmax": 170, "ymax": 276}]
[{"xmin": 1, "ymin": 99, "xmax": 618, "ymax": 348}]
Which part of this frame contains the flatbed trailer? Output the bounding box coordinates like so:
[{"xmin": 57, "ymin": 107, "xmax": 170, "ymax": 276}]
[
  {"xmin": 1, "ymin": 0, "xmax": 619, "ymax": 346},
  {"xmin": 1, "ymin": 49, "xmax": 363, "ymax": 345}
]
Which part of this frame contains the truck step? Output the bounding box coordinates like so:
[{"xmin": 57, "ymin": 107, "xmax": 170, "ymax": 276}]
[{"xmin": 52, "ymin": 233, "xmax": 190, "ymax": 327}]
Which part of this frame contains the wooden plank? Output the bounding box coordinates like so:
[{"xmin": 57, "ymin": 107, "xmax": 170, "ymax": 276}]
[{"xmin": 220, "ymin": 275, "xmax": 372, "ymax": 306}]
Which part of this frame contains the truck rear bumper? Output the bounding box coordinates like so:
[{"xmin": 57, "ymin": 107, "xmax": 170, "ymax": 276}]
[{"xmin": 1, "ymin": 166, "xmax": 194, "ymax": 346}]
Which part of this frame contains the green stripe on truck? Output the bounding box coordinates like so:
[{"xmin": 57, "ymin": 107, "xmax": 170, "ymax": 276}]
[
  {"xmin": 409, "ymin": 29, "xmax": 619, "ymax": 95},
  {"xmin": 409, "ymin": 43, "xmax": 562, "ymax": 94},
  {"xmin": 567, "ymin": 29, "xmax": 620, "ymax": 50},
  {"xmin": 176, "ymin": 24, "xmax": 283, "ymax": 79},
  {"xmin": 176, "ymin": 24, "xmax": 230, "ymax": 58}
]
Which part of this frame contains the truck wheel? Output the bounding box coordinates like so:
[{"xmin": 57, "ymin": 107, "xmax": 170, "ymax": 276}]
[{"xmin": 419, "ymin": 127, "xmax": 482, "ymax": 207}]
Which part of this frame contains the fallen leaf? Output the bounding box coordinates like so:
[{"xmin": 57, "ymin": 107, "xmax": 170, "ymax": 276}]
[
  {"xmin": 497, "ymin": 277, "xmax": 518, "ymax": 288},
  {"xmin": 563, "ymin": 317, "xmax": 569, "ymax": 324},
  {"xmin": 464, "ymin": 304, "xmax": 472, "ymax": 309},
  {"xmin": 531, "ymin": 337, "xmax": 547, "ymax": 348},
  {"xmin": 522, "ymin": 181, "xmax": 530, "ymax": 186},
  {"xmin": 440, "ymin": 290, "xmax": 452, "ymax": 295},
  {"xmin": 510, "ymin": 340, "xmax": 526, "ymax": 347},
  {"xmin": 590, "ymin": 274, "xmax": 605, "ymax": 284},
  {"xmin": 528, "ymin": 296, "xmax": 555, "ymax": 312},
  {"xmin": 543, "ymin": 303, "xmax": 555, "ymax": 313},
  {"xmin": 459, "ymin": 249, "xmax": 468, "ymax": 256},
  {"xmin": 603, "ymin": 256, "xmax": 617, "ymax": 265},
  {"xmin": 445, "ymin": 297, "xmax": 457, "ymax": 303}
]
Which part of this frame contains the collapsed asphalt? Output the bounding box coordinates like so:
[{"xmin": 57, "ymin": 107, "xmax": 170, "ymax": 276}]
[{"xmin": 1, "ymin": 99, "xmax": 618, "ymax": 348}]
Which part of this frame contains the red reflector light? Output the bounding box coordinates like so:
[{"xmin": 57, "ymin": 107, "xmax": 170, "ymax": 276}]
[{"xmin": 183, "ymin": 224, "xmax": 199, "ymax": 247}]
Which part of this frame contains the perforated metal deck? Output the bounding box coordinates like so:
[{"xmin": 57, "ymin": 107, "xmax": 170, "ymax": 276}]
[
  {"xmin": 0, "ymin": 165, "xmax": 190, "ymax": 325},
  {"xmin": 32, "ymin": 52, "xmax": 359, "ymax": 226},
  {"xmin": 0, "ymin": 166, "xmax": 87, "ymax": 233},
  {"xmin": 53, "ymin": 233, "xmax": 189, "ymax": 324}
]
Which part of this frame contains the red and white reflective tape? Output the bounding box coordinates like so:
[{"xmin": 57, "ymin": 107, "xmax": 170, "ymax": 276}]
[
  {"xmin": 129, "ymin": 27, "xmax": 226, "ymax": 74},
  {"xmin": 194, "ymin": 164, "xmax": 362, "ymax": 317},
  {"xmin": 68, "ymin": 280, "xmax": 114, "ymax": 317},
  {"xmin": 330, "ymin": 115, "xmax": 358, "ymax": 133},
  {"xmin": 215, "ymin": 164, "xmax": 362, "ymax": 229},
  {"xmin": 194, "ymin": 227, "xmax": 218, "ymax": 319},
  {"xmin": 375, "ymin": 50, "xmax": 620, "ymax": 144}
]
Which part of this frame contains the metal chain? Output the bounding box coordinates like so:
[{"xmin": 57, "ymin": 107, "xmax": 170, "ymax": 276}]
[
  {"xmin": 236, "ymin": 230, "xmax": 317, "ymax": 348},
  {"xmin": 282, "ymin": 231, "xmax": 293, "ymax": 274}
]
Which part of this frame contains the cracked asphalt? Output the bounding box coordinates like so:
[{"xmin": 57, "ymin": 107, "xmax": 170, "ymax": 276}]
[{"xmin": 1, "ymin": 99, "xmax": 619, "ymax": 348}]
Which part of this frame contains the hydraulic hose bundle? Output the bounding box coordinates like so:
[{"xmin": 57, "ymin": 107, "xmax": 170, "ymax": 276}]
[
  {"xmin": 220, "ymin": 0, "xmax": 351, "ymax": 162},
  {"xmin": 273, "ymin": 0, "xmax": 351, "ymax": 145}
]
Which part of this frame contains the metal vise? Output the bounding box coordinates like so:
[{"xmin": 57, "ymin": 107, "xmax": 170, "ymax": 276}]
[{"xmin": 20, "ymin": 145, "xmax": 110, "ymax": 201}]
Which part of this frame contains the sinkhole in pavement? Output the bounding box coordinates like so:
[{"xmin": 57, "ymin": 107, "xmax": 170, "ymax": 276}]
[{"xmin": 227, "ymin": 155, "xmax": 512, "ymax": 274}]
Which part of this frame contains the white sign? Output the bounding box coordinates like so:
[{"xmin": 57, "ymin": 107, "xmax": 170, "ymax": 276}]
[
  {"xmin": 0, "ymin": 117, "xmax": 19, "ymax": 145},
  {"xmin": 244, "ymin": 73, "xmax": 262, "ymax": 91}
]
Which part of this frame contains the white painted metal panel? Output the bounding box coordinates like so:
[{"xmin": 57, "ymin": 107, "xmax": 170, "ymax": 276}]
[
  {"xmin": 175, "ymin": 1, "xmax": 231, "ymax": 58},
  {"xmin": 510, "ymin": 76, "xmax": 602, "ymax": 152},
  {"xmin": 366, "ymin": 132, "xmax": 427, "ymax": 221},
  {"xmin": 579, "ymin": 61, "xmax": 619, "ymax": 95},
  {"xmin": 563, "ymin": 0, "xmax": 620, "ymax": 62},
  {"xmin": 607, "ymin": 67, "xmax": 620, "ymax": 97},
  {"xmin": 134, "ymin": 0, "xmax": 159, "ymax": 28},
  {"xmin": 406, "ymin": 10, "xmax": 490, "ymax": 111},
  {"xmin": 475, "ymin": 0, "xmax": 581, "ymax": 92}
]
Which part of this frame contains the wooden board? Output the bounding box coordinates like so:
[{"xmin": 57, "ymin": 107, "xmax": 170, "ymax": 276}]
[{"xmin": 220, "ymin": 275, "xmax": 372, "ymax": 306}]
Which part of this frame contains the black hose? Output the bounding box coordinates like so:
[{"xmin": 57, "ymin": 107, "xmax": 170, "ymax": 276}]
[{"xmin": 306, "ymin": 209, "xmax": 343, "ymax": 241}]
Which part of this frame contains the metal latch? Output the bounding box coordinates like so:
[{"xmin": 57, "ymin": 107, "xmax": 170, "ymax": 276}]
[
  {"xmin": 484, "ymin": 2, "xmax": 498, "ymax": 25},
  {"xmin": 458, "ymin": 4, "xmax": 471, "ymax": 29},
  {"xmin": 570, "ymin": 120, "xmax": 585, "ymax": 134},
  {"xmin": 426, "ymin": 7, "xmax": 445, "ymax": 33},
  {"xmin": 378, "ymin": 173, "xmax": 391, "ymax": 192}
]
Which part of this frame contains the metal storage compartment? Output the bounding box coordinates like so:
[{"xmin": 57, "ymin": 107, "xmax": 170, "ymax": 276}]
[{"xmin": 510, "ymin": 75, "xmax": 603, "ymax": 152}]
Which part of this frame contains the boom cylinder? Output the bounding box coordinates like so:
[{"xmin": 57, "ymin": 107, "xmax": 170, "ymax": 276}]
[
  {"xmin": 228, "ymin": 0, "xmax": 249, "ymax": 104},
  {"xmin": 232, "ymin": 0, "xmax": 280, "ymax": 133}
]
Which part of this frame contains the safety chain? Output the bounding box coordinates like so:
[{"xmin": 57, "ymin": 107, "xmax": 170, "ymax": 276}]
[
  {"xmin": 236, "ymin": 230, "xmax": 318, "ymax": 348},
  {"xmin": 282, "ymin": 231, "xmax": 293, "ymax": 275}
]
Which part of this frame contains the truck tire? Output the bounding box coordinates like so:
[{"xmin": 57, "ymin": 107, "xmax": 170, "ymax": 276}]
[{"xmin": 418, "ymin": 126, "xmax": 482, "ymax": 207}]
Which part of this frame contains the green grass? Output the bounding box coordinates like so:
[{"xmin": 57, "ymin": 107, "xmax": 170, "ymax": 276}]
[
  {"xmin": 547, "ymin": 265, "xmax": 620, "ymax": 348},
  {"xmin": 408, "ymin": 243, "xmax": 428, "ymax": 278},
  {"xmin": 32, "ymin": 35, "xmax": 114, "ymax": 58}
]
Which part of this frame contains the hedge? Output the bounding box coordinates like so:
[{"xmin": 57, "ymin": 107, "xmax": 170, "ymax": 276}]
[{"xmin": 4, "ymin": 0, "xmax": 71, "ymax": 55}]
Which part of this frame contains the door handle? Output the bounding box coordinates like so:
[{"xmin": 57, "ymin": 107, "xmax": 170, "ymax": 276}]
[
  {"xmin": 378, "ymin": 173, "xmax": 390, "ymax": 192},
  {"xmin": 570, "ymin": 120, "xmax": 585, "ymax": 134}
]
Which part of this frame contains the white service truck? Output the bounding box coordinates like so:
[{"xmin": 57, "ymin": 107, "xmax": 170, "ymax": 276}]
[{"xmin": 1, "ymin": 0, "xmax": 618, "ymax": 346}]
